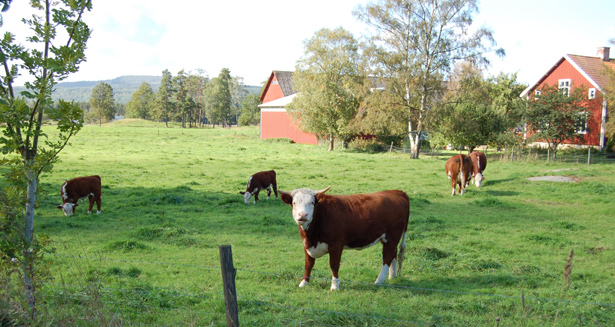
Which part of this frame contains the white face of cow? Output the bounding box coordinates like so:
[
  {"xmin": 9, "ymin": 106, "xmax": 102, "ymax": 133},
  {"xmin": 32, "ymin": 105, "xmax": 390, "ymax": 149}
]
[
  {"xmin": 60, "ymin": 203, "xmax": 75, "ymax": 216},
  {"xmin": 290, "ymin": 189, "xmax": 318, "ymax": 230},
  {"xmin": 281, "ymin": 187, "xmax": 331, "ymax": 230},
  {"xmin": 475, "ymin": 173, "xmax": 484, "ymax": 187},
  {"xmin": 243, "ymin": 191, "xmax": 252, "ymax": 204}
]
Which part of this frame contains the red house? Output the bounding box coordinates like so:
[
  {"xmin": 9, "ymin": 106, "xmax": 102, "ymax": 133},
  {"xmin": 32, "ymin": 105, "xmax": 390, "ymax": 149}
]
[
  {"xmin": 520, "ymin": 47, "xmax": 614, "ymax": 150},
  {"xmin": 258, "ymin": 71, "xmax": 318, "ymax": 145}
]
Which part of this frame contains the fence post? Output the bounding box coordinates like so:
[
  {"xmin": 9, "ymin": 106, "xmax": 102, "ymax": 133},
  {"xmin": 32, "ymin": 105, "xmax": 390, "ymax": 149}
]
[
  {"xmin": 219, "ymin": 245, "xmax": 239, "ymax": 327},
  {"xmin": 588, "ymin": 148, "xmax": 591, "ymax": 165}
]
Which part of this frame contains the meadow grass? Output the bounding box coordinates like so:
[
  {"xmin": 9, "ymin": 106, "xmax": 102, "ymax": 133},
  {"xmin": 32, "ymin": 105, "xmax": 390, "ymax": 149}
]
[{"xmin": 19, "ymin": 118, "xmax": 615, "ymax": 326}]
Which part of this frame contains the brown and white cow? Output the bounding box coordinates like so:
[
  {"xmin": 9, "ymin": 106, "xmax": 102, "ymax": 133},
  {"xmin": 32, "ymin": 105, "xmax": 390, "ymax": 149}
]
[
  {"xmin": 239, "ymin": 170, "xmax": 278, "ymax": 204},
  {"xmin": 57, "ymin": 175, "xmax": 102, "ymax": 216},
  {"xmin": 468, "ymin": 151, "xmax": 487, "ymax": 187},
  {"xmin": 445, "ymin": 154, "xmax": 473, "ymax": 196},
  {"xmin": 280, "ymin": 187, "xmax": 409, "ymax": 291}
]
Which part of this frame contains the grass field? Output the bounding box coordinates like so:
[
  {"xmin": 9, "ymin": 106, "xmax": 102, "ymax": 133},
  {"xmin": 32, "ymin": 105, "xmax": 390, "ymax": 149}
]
[{"xmin": 18, "ymin": 119, "xmax": 615, "ymax": 326}]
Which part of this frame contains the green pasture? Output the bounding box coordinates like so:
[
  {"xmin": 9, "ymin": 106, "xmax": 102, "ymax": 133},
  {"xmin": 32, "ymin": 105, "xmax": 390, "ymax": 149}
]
[{"xmin": 22, "ymin": 119, "xmax": 615, "ymax": 326}]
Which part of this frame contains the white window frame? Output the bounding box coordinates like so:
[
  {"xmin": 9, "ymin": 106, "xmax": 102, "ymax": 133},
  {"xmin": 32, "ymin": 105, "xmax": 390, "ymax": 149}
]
[
  {"xmin": 577, "ymin": 111, "xmax": 588, "ymax": 135},
  {"xmin": 588, "ymin": 88, "xmax": 596, "ymax": 100},
  {"xmin": 558, "ymin": 79, "xmax": 571, "ymax": 96}
]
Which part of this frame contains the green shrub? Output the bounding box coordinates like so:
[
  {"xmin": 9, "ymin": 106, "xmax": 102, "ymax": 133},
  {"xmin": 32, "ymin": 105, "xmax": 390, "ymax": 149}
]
[{"xmin": 348, "ymin": 138, "xmax": 385, "ymax": 152}]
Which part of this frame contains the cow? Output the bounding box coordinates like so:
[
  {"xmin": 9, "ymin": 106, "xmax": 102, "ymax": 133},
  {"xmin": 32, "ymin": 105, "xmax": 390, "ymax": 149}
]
[
  {"xmin": 445, "ymin": 154, "xmax": 473, "ymax": 196},
  {"xmin": 57, "ymin": 175, "xmax": 102, "ymax": 216},
  {"xmin": 279, "ymin": 187, "xmax": 409, "ymax": 291},
  {"xmin": 468, "ymin": 151, "xmax": 487, "ymax": 187},
  {"xmin": 239, "ymin": 170, "xmax": 278, "ymax": 204}
]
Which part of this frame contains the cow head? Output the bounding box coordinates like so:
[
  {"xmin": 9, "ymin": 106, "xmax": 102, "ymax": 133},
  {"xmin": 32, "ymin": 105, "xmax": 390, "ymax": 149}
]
[
  {"xmin": 279, "ymin": 186, "xmax": 331, "ymax": 230},
  {"xmin": 239, "ymin": 189, "xmax": 258, "ymax": 204},
  {"xmin": 474, "ymin": 173, "xmax": 484, "ymax": 187},
  {"xmin": 57, "ymin": 202, "xmax": 78, "ymax": 216}
]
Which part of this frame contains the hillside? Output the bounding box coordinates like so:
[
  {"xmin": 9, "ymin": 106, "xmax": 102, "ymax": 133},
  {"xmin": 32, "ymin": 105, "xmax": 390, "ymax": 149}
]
[{"xmin": 14, "ymin": 75, "xmax": 261, "ymax": 104}]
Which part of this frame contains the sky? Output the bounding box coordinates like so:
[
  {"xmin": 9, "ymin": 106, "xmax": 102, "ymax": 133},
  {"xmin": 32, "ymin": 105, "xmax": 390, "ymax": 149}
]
[{"xmin": 3, "ymin": 0, "xmax": 615, "ymax": 87}]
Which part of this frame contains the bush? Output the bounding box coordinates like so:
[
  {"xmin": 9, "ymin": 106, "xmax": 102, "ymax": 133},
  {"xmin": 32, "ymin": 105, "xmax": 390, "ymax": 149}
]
[{"xmin": 347, "ymin": 138, "xmax": 385, "ymax": 153}]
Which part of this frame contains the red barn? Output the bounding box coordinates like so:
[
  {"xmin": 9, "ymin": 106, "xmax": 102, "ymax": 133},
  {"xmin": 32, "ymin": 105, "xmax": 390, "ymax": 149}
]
[
  {"xmin": 520, "ymin": 47, "xmax": 614, "ymax": 150},
  {"xmin": 258, "ymin": 71, "xmax": 318, "ymax": 145}
]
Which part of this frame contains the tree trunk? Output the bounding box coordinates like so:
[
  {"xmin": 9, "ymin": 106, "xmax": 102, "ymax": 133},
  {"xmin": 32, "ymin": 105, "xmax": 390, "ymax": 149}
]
[
  {"xmin": 24, "ymin": 165, "xmax": 37, "ymax": 318},
  {"xmin": 328, "ymin": 134, "xmax": 334, "ymax": 151}
]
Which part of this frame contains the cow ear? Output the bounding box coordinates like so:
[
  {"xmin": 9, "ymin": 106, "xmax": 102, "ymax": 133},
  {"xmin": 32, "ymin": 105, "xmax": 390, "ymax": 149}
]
[
  {"xmin": 57, "ymin": 205, "xmax": 63, "ymax": 209},
  {"xmin": 279, "ymin": 190, "xmax": 293, "ymax": 205}
]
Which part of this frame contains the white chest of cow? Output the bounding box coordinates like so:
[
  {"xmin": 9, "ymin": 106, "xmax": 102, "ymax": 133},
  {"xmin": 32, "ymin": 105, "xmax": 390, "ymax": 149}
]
[{"xmin": 305, "ymin": 242, "xmax": 329, "ymax": 258}]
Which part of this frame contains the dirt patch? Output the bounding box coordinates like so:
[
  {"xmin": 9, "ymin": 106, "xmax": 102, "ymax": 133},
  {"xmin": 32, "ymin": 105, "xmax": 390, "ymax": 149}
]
[{"xmin": 527, "ymin": 176, "xmax": 577, "ymax": 183}]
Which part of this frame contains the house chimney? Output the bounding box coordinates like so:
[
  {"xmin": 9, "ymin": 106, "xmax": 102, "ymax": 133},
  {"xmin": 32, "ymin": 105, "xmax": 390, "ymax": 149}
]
[{"xmin": 597, "ymin": 47, "xmax": 610, "ymax": 61}]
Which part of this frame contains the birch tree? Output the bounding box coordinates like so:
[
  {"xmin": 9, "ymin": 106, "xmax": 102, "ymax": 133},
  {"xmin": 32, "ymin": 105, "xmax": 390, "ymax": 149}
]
[{"xmin": 354, "ymin": 0, "xmax": 503, "ymax": 158}]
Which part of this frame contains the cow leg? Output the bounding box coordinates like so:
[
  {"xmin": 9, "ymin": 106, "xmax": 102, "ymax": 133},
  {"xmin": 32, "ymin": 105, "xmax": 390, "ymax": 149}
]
[
  {"xmin": 272, "ymin": 181, "xmax": 278, "ymax": 198},
  {"xmin": 95, "ymin": 195, "xmax": 101, "ymax": 214},
  {"xmin": 376, "ymin": 241, "xmax": 398, "ymax": 284},
  {"xmin": 300, "ymin": 250, "xmax": 315, "ymax": 288},
  {"xmin": 266, "ymin": 186, "xmax": 271, "ymax": 200},
  {"xmin": 87, "ymin": 195, "xmax": 95, "ymax": 214},
  {"xmin": 460, "ymin": 172, "xmax": 466, "ymax": 195},
  {"xmin": 451, "ymin": 178, "xmax": 456, "ymax": 196},
  {"xmin": 328, "ymin": 248, "xmax": 342, "ymax": 291},
  {"xmin": 253, "ymin": 190, "xmax": 259, "ymax": 204}
]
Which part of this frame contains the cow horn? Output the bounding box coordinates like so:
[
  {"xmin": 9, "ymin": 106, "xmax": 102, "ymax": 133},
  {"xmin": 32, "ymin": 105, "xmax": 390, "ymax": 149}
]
[{"xmin": 316, "ymin": 186, "xmax": 331, "ymax": 194}]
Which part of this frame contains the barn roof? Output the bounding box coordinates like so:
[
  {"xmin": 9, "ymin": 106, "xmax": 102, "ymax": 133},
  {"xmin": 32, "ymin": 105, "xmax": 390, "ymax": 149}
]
[
  {"xmin": 273, "ymin": 70, "xmax": 295, "ymax": 96},
  {"xmin": 520, "ymin": 53, "xmax": 615, "ymax": 97}
]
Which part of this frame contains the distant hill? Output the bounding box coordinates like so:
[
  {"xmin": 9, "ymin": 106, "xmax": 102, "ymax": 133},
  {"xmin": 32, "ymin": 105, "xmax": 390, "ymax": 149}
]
[{"xmin": 14, "ymin": 75, "xmax": 261, "ymax": 104}]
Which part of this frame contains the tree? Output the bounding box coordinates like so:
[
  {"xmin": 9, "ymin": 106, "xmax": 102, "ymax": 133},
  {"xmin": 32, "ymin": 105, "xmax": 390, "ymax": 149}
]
[
  {"xmin": 428, "ymin": 62, "xmax": 526, "ymax": 152},
  {"xmin": 89, "ymin": 82, "xmax": 116, "ymax": 125},
  {"xmin": 0, "ymin": 0, "xmax": 92, "ymax": 318},
  {"xmin": 126, "ymin": 82, "xmax": 155, "ymax": 119},
  {"xmin": 602, "ymin": 38, "xmax": 615, "ymax": 151},
  {"xmin": 238, "ymin": 92, "xmax": 261, "ymax": 126},
  {"xmin": 153, "ymin": 69, "xmax": 174, "ymax": 127},
  {"xmin": 287, "ymin": 27, "xmax": 365, "ymax": 151},
  {"xmin": 526, "ymin": 84, "xmax": 589, "ymax": 160},
  {"xmin": 229, "ymin": 76, "xmax": 248, "ymax": 125},
  {"xmin": 205, "ymin": 68, "xmax": 232, "ymax": 127},
  {"xmin": 354, "ymin": 0, "xmax": 503, "ymax": 158},
  {"xmin": 184, "ymin": 70, "xmax": 208, "ymax": 127}
]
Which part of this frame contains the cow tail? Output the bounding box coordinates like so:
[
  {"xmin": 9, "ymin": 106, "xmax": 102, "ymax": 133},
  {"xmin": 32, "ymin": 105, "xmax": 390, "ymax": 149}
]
[{"xmin": 397, "ymin": 193, "xmax": 410, "ymax": 275}]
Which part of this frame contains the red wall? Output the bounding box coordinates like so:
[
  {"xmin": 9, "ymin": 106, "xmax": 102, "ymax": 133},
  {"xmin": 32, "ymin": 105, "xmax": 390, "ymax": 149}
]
[
  {"xmin": 530, "ymin": 60, "xmax": 604, "ymax": 146},
  {"xmin": 261, "ymin": 110, "xmax": 318, "ymax": 145},
  {"xmin": 261, "ymin": 75, "xmax": 285, "ymax": 104}
]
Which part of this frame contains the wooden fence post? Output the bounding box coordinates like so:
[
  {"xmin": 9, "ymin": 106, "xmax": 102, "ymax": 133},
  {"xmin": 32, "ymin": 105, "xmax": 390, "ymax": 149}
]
[
  {"xmin": 219, "ymin": 245, "xmax": 239, "ymax": 327},
  {"xmin": 587, "ymin": 148, "xmax": 591, "ymax": 165}
]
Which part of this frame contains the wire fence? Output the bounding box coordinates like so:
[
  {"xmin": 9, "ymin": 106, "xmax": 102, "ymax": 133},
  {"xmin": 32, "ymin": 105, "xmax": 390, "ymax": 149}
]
[
  {"xmin": 390, "ymin": 146, "xmax": 615, "ymax": 164},
  {"xmin": 35, "ymin": 251, "xmax": 615, "ymax": 326}
]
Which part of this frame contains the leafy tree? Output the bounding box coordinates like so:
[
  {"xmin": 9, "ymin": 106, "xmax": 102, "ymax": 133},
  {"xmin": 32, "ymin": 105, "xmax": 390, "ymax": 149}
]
[
  {"xmin": 288, "ymin": 27, "xmax": 365, "ymax": 151},
  {"xmin": 0, "ymin": 0, "xmax": 91, "ymax": 317},
  {"xmin": 173, "ymin": 70, "xmax": 189, "ymax": 127},
  {"xmin": 229, "ymin": 76, "xmax": 248, "ymax": 126},
  {"xmin": 428, "ymin": 63, "xmax": 526, "ymax": 152},
  {"xmin": 602, "ymin": 39, "xmax": 615, "ymax": 151},
  {"xmin": 153, "ymin": 69, "xmax": 174, "ymax": 127},
  {"xmin": 89, "ymin": 82, "xmax": 116, "ymax": 125},
  {"xmin": 205, "ymin": 68, "xmax": 232, "ymax": 127},
  {"xmin": 526, "ymin": 84, "xmax": 589, "ymax": 160},
  {"xmin": 126, "ymin": 82, "xmax": 155, "ymax": 119},
  {"xmin": 184, "ymin": 70, "xmax": 207, "ymax": 127},
  {"xmin": 354, "ymin": 0, "xmax": 503, "ymax": 158},
  {"xmin": 238, "ymin": 92, "xmax": 261, "ymax": 126}
]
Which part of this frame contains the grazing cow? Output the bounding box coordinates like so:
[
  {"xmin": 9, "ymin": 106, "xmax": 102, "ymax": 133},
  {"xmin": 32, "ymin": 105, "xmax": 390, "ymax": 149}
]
[
  {"xmin": 239, "ymin": 170, "xmax": 278, "ymax": 204},
  {"xmin": 445, "ymin": 154, "xmax": 473, "ymax": 196},
  {"xmin": 468, "ymin": 151, "xmax": 487, "ymax": 187},
  {"xmin": 280, "ymin": 187, "xmax": 409, "ymax": 291},
  {"xmin": 57, "ymin": 175, "xmax": 102, "ymax": 216}
]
